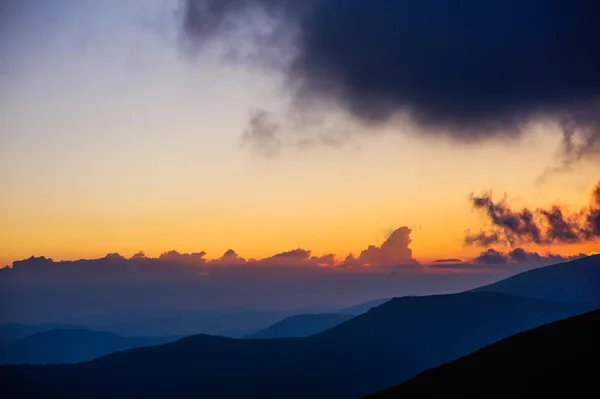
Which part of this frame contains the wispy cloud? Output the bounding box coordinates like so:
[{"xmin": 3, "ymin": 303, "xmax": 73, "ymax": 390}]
[{"xmin": 465, "ymin": 179, "xmax": 600, "ymax": 247}]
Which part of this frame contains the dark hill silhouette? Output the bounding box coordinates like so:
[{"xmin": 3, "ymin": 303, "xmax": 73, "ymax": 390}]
[
  {"xmin": 364, "ymin": 308, "xmax": 600, "ymax": 398},
  {"xmin": 0, "ymin": 292, "xmax": 594, "ymax": 398},
  {"xmin": 471, "ymin": 254, "xmax": 600, "ymax": 304},
  {"xmin": 0, "ymin": 329, "xmax": 179, "ymax": 365},
  {"xmin": 243, "ymin": 313, "xmax": 354, "ymax": 339}
]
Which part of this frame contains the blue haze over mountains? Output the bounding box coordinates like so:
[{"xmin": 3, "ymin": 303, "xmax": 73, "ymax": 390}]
[{"xmin": 1, "ymin": 255, "xmax": 598, "ymax": 398}]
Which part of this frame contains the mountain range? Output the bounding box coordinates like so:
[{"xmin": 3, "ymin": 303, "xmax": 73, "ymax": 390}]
[
  {"xmin": 1, "ymin": 255, "xmax": 598, "ymax": 398},
  {"xmin": 471, "ymin": 254, "xmax": 600, "ymax": 305},
  {"xmin": 1, "ymin": 291, "xmax": 593, "ymax": 398}
]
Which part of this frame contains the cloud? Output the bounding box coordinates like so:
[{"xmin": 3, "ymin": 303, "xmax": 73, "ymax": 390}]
[
  {"xmin": 2, "ymin": 239, "xmax": 590, "ymax": 323},
  {"xmin": 0, "ymin": 226, "xmax": 420, "ymax": 285},
  {"xmin": 343, "ymin": 226, "xmax": 420, "ymax": 269},
  {"xmin": 471, "ymin": 249, "xmax": 510, "ymax": 265},
  {"xmin": 250, "ymin": 248, "xmax": 313, "ymax": 267},
  {"xmin": 1, "ymin": 252, "xmax": 208, "ymax": 284},
  {"xmin": 430, "ymin": 248, "xmax": 586, "ymax": 271},
  {"xmin": 208, "ymin": 249, "xmax": 247, "ymax": 266},
  {"xmin": 466, "ymin": 179, "xmax": 600, "ymax": 247},
  {"xmin": 471, "ymin": 248, "xmax": 586, "ymax": 267},
  {"xmin": 537, "ymin": 114, "xmax": 600, "ymax": 181},
  {"xmin": 241, "ymin": 109, "xmax": 282, "ymax": 158},
  {"xmin": 179, "ymin": 0, "xmax": 600, "ymax": 158},
  {"xmin": 434, "ymin": 258, "xmax": 463, "ymax": 263},
  {"xmin": 158, "ymin": 250, "xmax": 207, "ymax": 265}
]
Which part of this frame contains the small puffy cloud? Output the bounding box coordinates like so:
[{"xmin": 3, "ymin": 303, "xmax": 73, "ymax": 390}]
[
  {"xmin": 251, "ymin": 248, "xmax": 313, "ymax": 267},
  {"xmin": 344, "ymin": 226, "xmax": 420, "ymax": 269},
  {"xmin": 310, "ymin": 253, "xmax": 337, "ymax": 267},
  {"xmin": 158, "ymin": 250, "xmax": 207, "ymax": 265},
  {"xmin": 208, "ymin": 249, "xmax": 247, "ymax": 266},
  {"xmin": 471, "ymin": 249, "xmax": 509, "ymax": 265}
]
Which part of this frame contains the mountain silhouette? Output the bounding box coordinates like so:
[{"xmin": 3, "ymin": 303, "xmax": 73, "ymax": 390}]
[
  {"xmin": 243, "ymin": 313, "xmax": 354, "ymax": 339},
  {"xmin": 471, "ymin": 254, "xmax": 600, "ymax": 304},
  {"xmin": 1, "ymin": 291, "xmax": 593, "ymax": 398},
  {"xmin": 364, "ymin": 308, "xmax": 600, "ymax": 398},
  {"xmin": 0, "ymin": 329, "xmax": 179, "ymax": 365},
  {"xmin": 243, "ymin": 298, "xmax": 392, "ymax": 339}
]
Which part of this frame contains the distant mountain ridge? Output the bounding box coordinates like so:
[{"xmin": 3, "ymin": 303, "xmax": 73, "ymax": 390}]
[
  {"xmin": 364, "ymin": 308, "xmax": 600, "ymax": 398},
  {"xmin": 337, "ymin": 298, "xmax": 392, "ymax": 314},
  {"xmin": 0, "ymin": 298, "xmax": 391, "ymax": 343},
  {"xmin": 243, "ymin": 314, "xmax": 354, "ymax": 339},
  {"xmin": 243, "ymin": 298, "xmax": 392, "ymax": 339},
  {"xmin": 471, "ymin": 254, "xmax": 600, "ymax": 304}
]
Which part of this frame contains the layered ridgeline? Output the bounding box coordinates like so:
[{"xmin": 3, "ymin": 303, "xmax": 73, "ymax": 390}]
[
  {"xmin": 244, "ymin": 298, "xmax": 390, "ymax": 339},
  {"xmin": 365, "ymin": 308, "xmax": 600, "ymax": 398},
  {"xmin": 243, "ymin": 314, "xmax": 355, "ymax": 339},
  {"xmin": 1, "ymin": 292, "xmax": 593, "ymax": 398},
  {"xmin": 0, "ymin": 297, "xmax": 390, "ymax": 351},
  {"xmin": 0, "ymin": 329, "xmax": 179, "ymax": 365},
  {"xmin": 472, "ymin": 254, "xmax": 600, "ymax": 305}
]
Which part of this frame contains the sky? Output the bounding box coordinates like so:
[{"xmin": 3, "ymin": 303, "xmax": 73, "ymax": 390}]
[{"xmin": 1, "ymin": 0, "xmax": 599, "ymax": 271}]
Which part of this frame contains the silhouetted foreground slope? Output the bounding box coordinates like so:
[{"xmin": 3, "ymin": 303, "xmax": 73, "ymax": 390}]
[
  {"xmin": 244, "ymin": 313, "xmax": 354, "ymax": 339},
  {"xmin": 0, "ymin": 329, "xmax": 179, "ymax": 365},
  {"xmin": 364, "ymin": 308, "xmax": 600, "ymax": 398},
  {"xmin": 1, "ymin": 292, "xmax": 594, "ymax": 399},
  {"xmin": 472, "ymin": 254, "xmax": 600, "ymax": 304}
]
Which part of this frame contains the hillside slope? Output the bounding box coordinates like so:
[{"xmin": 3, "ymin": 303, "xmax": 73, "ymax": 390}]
[
  {"xmin": 472, "ymin": 254, "xmax": 600, "ymax": 304},
  {"xmin": 364, "ymin": 308, "xmax": 600, "ymax": 398}
]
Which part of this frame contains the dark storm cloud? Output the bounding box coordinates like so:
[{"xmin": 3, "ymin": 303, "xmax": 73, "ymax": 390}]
[
  {"xmin": 466, "ymin": 179, "xmax": 600, "ymax": 247},
  {"xmin": 180, "ymin": 0, "xmax": 600, "ymax": 156}
]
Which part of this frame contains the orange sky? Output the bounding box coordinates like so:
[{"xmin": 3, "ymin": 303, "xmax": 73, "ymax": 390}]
[{"xmin": 0, "ymin": 2, "xmax": 598, "ymax": 267}]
